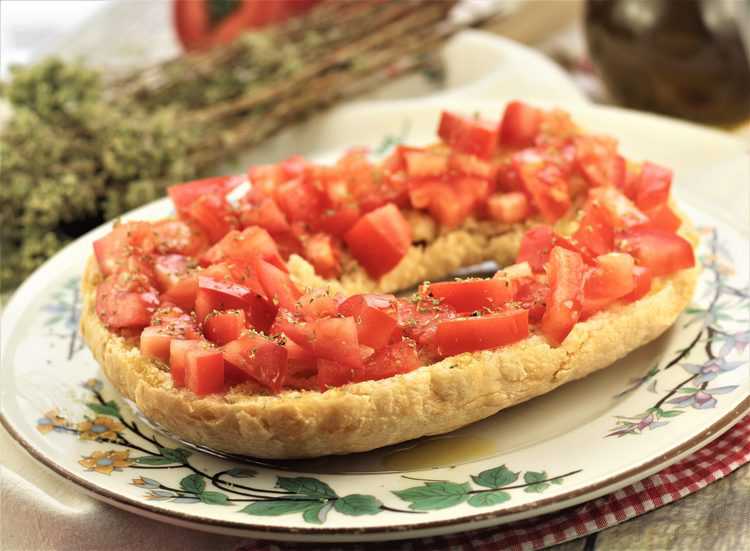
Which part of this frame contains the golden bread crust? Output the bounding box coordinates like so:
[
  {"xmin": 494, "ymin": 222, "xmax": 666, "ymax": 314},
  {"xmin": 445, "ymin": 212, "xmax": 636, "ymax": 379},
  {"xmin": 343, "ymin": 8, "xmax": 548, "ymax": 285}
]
[{"xmin": 80, "ymin": 225, "xmax": 700, "ymax": 458}]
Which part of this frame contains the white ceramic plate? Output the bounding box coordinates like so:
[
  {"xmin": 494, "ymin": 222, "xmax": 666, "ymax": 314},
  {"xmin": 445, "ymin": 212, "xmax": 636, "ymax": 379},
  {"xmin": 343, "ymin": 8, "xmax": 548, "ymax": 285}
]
[{"xmin": 2, "ymin": 99, "xmax": 748, "ymax": 543}]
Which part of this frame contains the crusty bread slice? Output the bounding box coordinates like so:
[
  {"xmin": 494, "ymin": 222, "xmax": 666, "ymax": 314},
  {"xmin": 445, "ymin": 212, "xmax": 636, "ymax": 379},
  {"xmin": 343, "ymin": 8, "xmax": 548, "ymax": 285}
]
[{"xmin": 79, "ymin": 220, "xmax": 700, "ymax": 458}]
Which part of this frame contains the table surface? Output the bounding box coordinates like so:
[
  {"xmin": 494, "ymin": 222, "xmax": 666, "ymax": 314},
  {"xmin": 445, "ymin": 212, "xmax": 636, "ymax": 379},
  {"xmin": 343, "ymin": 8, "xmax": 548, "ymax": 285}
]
[{"xmin": 1, "ymin": 1, "xmax": 748, "ymax": 549}]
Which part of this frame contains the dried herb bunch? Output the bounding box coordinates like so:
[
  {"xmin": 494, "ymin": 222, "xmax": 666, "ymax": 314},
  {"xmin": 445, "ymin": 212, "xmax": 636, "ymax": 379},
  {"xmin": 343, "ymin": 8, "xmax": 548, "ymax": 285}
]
[{"xmin": 0, "ymin": 0, "xmax": 465, "ymax": 290}]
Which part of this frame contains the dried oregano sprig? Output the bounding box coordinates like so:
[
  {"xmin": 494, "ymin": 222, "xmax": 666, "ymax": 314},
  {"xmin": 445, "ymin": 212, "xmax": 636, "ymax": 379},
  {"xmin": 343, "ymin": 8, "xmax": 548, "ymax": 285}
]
[{"xmin": 0, "ymin": 0, "xmax": 474, "ymax": 291}]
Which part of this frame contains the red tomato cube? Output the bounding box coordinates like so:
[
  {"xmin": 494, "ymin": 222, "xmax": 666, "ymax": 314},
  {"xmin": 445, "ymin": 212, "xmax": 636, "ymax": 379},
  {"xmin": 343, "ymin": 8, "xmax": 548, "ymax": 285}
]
[
  {"xmin": 303, "ymin": 233, "xmax": 342, "ymax": 279},
  {"xmin": 423, "ymin": 279, "xmax": 515, "ymax": 314},
  {"xmin": 623, "ymin": 266, "xmax": 653, "ymax": 303},
  {"xmin": 140, "ymin": 326, "xmax": 173, "ymax": 363},
  {"xmin": 168, "ymin": 175, "xmax": 244, "ymax": 214},
  {"xmin": 435, "ymin": 310, "xmax": 529, "ymax": 357},
  {"xmin": 619, "ymin": 228, "xmax": 695, "ymax": 277},
  {"xmin": 499, "ymin": 101, "xmax": 542, "ymax": 148},
  {"xmin": 169, "ymin": 339, "xmax": 204, "ymax": 388},
  {"xmin": 540, "ymin": 246, "xmax": 585, "ymax": 346},
  {"xmin": 185, "ymin": 349, "xmax": 224, "ymax": 396},
  {"xmin": 255, "ymin": 258, "xmax": 302, "ymax": 310},
  {"xmin": 634, "ymin": 161, "xmax": 672, "ymax": 211},
  {"xmin": 357, "ymin": 339, "xmax": 422, "ymax": 382},
  {"xmin": 338, "ymin": 294, "xmax": 399, "ymax": 350},
  {"xmin": 201, "ymin": 226, "xmax": 285, "ymax": 271},
  {"xmin": 487, "ymin": 192, "xmax": 529, "ymax": 223},
  {"xmin": 344, "ymin": 203, "xmax": 412, "ymax": 279},
  {"xmin": 438, "ymin": 111, "xmax": 498, "ymax": 158},
  {"xmin": 204, "ymin": 310, "xmax": 246, "ymax": 346},
  {"xmin": 222, "ymin": 333, "xmax": 288, "ymax": 393},
  {"xmin": 404, "ymin": 150, "xmax": 449, "ymax": 178},
  {"xmin": 186, "ymin": 194, "xmax": 236, "ymax": 243},
  {"xmin": 573, "ymin": 200, "xmax": 615, "ymax": 257}
]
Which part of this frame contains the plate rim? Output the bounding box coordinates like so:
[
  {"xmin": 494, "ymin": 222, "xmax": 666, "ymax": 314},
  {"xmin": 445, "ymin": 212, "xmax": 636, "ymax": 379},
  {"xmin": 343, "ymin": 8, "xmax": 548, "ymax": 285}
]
[
  {"xmin": 1, "ymin": 399, "xmax": 747, "ymax": 541},
  {"xmin": 1, "ymin": 98, "xmax": 749, "ymax": 541}
]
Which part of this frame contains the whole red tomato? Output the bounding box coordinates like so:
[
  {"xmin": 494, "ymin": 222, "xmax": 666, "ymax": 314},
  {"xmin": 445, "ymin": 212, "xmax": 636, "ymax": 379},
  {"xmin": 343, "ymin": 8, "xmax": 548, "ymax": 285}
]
[{"xmin": 174, "ymin": 0, "xmax": 320, "ymax": 51}]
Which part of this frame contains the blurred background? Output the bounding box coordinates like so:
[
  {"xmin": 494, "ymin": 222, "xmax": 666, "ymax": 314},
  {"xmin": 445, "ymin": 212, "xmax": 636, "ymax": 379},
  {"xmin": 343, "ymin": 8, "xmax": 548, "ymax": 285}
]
[{"xmin": 2, "ymin": 0, "xmax": 749, "ymax": 294}]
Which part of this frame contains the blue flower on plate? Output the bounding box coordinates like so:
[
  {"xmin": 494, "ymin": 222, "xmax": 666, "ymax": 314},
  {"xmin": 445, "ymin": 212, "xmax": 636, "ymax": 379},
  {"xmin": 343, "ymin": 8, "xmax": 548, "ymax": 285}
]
[{"xmin": 682, "ymin": 359, "xmax": 745, "ymax": 384}]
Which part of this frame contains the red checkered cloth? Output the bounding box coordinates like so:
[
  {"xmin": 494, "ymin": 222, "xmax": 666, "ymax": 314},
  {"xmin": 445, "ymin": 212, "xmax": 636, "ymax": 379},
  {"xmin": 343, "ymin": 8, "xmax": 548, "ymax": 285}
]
[{"xmin": 237, "ymin": 414, "xmax": 749, "ymax": 551}]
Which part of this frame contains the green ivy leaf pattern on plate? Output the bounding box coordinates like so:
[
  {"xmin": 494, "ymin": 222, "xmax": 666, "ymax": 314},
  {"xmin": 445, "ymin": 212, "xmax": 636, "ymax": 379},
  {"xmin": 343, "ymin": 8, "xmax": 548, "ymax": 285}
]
[
  {"xmin": 86, "ymin": 401, "xmax": 120, "ymax": 417},
  {"xmin": 471, "ymin": 465, "xmax": 519, "ymax": 488},
  {"xmin": 276, "ymin": 477, "xmax": 337, "ymax": 499},
  {"xmin": 40, "ymin": 375, "xmax": 583, "ymax": 521},
  {"xmin": 303, "ymin": 502, "xmax": 334, "ymax": 524},
  {"xmin": 393, "ymin": 481, "xmax": 471, "ymax": 511},
  {"xmin": 467, "ymin": 491, "xmax": 511, "ymax": 508},
  {"xmin": 180, "ymin": 474, "xmax": 206, "ymax": 494},
  {"xmin": 241, "ymin": 500, "xmax": 317, "ymax": 516},
  {"xmin": 334, "ymin": 494, "xmax": 383, "ymax": 516}
]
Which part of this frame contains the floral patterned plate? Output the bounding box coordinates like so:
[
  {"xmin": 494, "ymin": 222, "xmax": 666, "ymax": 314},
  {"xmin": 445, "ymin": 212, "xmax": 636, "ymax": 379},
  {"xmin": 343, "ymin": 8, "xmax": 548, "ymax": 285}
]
[{"xmin": 1, "ymin": 99, "xmax": 748, "ymax": 542}]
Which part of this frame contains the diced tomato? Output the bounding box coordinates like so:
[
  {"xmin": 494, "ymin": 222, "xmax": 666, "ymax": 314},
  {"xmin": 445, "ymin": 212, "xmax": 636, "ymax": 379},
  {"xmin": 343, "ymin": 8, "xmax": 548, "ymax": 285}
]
[
  {"xmin": 515, "ymin": 278, "xmax": 549, "ymax": 323},
  {"xmin": 514, "ymin": 153, "xmax": 571, "ymax": 223},
  {"xmin": 169, "ymin": 339, "xmax": 204, "ymax": 388},
  {"xmin": 222, "ymin": 333, "xmax": 288, "ymax": 393},
  {"xmin": 204, "ymin": 310, "xmax": 246, "ymax": 345},
  {"xmin": 151, "ymin": 219, "xmax": 209, "ymax": 257},
  {"xmin": 642, "ymin": 203, "xmax": 682, "ymax": 233},
  {"xmin": 623, "ymin": 266, "xmax": 653, "ymax": 302},
  {"xmin": 338, "ymin": 293, "xmax": 399, "ymax": 350},
  {"xmin": 450, "ymin": 153, "xmax": 494, "ymax": 179},
  {"xmin": 344, "ymin": 203, "xmax": 412, "ymax": 279},
  {"xmin": 185, "ymin": 193, "xmax": 236, "ymax": 243},
  {"xmin": 499, "ymin": 101, "xmax": 542, "ymax": 148},
  {"xmin": 161, "ymin": 274, "xmax": 198, "ymax": 311},
  {"xmin": 309, "ymin": 317, "xmax": 362, "ymax": 368},
  {"xmin": 574, "ymin": 136, "xmax": 625, "ymax": 188},
  {"xmin": 303, "ymin": 233, "xmax": 341, "ymax": 279},
  {"xmin": 619, "ymin": 228, "xmax": 695, "ymax": 276},
  {"xmin": 247, "ymin": 164, "xmax": 283, "ymax": 193},
  {"xmin": 150, "ymin": 305, "xmax": 200, "ymax": 336},
  {"xmin": 194, "ymin": 276, "xmax": 253, "ymax": 323},
  {"xmin": 154, "ymin": 254, "xmax": 192, "ymax": 291},
  {"xmin": 279, "ymin": 315, "xmax": 363, "ymax": 368},
  {"xmin": 317, "ymin": 359, "xmax": 357, "ymax": 390},
  {"xmin": 280, "ymin": 154, "xmax": 309, "ymax": 179},
  {"xmin": 516, "ymin": 226, "xmax": 555, "ymax": 272},
  {"xmin": 167, "ymin": 175, "xmax": 244, "ymax": 214},
  {"xmin": 201, "ymin": 226, "xmax": 286, "ymax": 271},
  {"xmin": 394, "ymin": 299, "xmax": 457, "ymax": 360},
  {"xmin": 487, "ymin": 192, "xmax": 529, "ymax": 223},
  {"xmin": 296, "ymin": 289, "xmax": 340, "ymax": 320},
  {"xmin": 284, "ymin": 338, "xmax": 317, "ymax": 375},
  {"xmin": 584, "ymin": 253, "xmax": 635, "ymax": 300},
  {"xmin": 404, "ymin": 150, "xmax": 449, "ymax": 178},
  {"xmin": 573, "ymin": 200, "xmax": 615, "ymax": 257},
  {"xmin": 316, "ymin": 203, "xmax": 361, "ymax": 237},
  {"xmin": 140, "ymin": 326, "xmax": 173, "ymax": 363},
  {"xmin": 274, "ymin": 177, "xmax": 324, "ymax": 224},
  {"xmin": 435, "ymin": 309, "xmax": 529, "ymax": 357},
  {"xmin": 238, "ymin": 196, "xmax": 290, "ymax": 235},
  {"xmin": 254, "ymin": 258, "xmax": 301, "ymax": 310},
  {"xmin": 427, "ymin": 183, "xmax": 476, "ymax": 229},
  {"xmin": 588, "ymin": 187, "xmax": 649, "ymax": 228},
  {"xmin": 334, "ymin": 149, "xmax": 378, "ymax": 201},
  {"xmin": 95, "ymin": 273, "xmax": 160, "ymax": 329},
  {"xmin": 634, "ymin": 161, "xmax": 672, "ymax": 211},
  {"xmin": 581, "ymin": 253, "xmax": 635, "ymax": 318},
  {"xmin": 185, "ymin": 348, "xmax": 224, "ymax": 396},
  {"xmin": 438, "ymin": 111, "xmax": 498, "ymax": 158},
  {"xmin": 540, "ymin": 247, "xmax": 585, "ymax": 346},
  {"xmin": 408, "ymin": 180, "xmax": 440, "ymax": 209},
  {"xmin": 93, "ymin": 222, "xmax": 155, "ymax": 277},
  {"xmin": 423, "ymin": 279, "xmax": 515, "ymax": 314},
  {"xmin": 358, "ymin": 339, "xmax": 421, "ymax": 382},
  {"xmin": 495, "ymin": 159, "xmax": 524, "ymax": 193}
]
